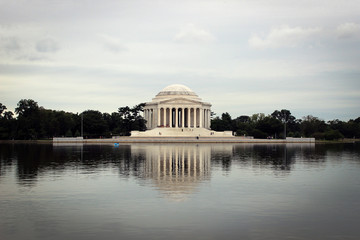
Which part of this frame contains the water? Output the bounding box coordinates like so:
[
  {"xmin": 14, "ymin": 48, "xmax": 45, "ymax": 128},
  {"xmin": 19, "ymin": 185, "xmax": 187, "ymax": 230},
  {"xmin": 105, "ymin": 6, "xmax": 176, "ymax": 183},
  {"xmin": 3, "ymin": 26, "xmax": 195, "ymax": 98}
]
[{"xmin": 1, "ymin": 143, "xmax": 360, "ymax": 240}]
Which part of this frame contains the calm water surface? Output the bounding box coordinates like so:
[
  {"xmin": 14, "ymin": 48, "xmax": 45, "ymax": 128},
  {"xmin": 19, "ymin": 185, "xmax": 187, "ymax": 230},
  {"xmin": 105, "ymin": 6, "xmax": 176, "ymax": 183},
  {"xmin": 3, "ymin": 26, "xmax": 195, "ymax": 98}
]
[{"xmin": 1, "ymin": 143, "xmax": 360, "ymax": 240}]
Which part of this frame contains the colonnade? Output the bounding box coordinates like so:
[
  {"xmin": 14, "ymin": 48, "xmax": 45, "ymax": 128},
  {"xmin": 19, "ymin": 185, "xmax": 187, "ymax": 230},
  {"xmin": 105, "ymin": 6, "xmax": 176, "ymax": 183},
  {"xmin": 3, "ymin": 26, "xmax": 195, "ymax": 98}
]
[
  {"xmin": 144, "ymin": 145, "xmax": 211, "ymax": 181},
  {"xmin": 144, "ymin": 107, "xmax": 211, "ymax": 130}
]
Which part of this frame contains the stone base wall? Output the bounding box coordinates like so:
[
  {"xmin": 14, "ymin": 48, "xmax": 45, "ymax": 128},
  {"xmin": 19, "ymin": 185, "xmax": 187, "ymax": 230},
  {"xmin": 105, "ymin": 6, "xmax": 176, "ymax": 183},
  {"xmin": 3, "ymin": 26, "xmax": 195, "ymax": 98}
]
[
  {"xmin": 131, "ymin": 127, "xmax": 233, "ymax": 137},
  {"xmin": 53, "ymin": 137, "xmax": 84, "ymax": 142}
]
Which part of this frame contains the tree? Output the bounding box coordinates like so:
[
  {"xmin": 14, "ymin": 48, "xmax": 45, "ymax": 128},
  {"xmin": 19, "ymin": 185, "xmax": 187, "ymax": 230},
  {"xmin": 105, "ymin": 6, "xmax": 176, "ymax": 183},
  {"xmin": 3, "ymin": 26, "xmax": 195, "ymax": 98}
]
[
  {"xmin": 236, "ymin": 115, "xmax": 251, "ymax": 123},
  {"xmin": 0, "ymin": 103, "xmax": 7, "ymax": 116},
  {"xmin": 256, "ymin": 116, "xmax": 283, "ymax": 138},
  {"xmin": 0, "ymin": 103, "xmax": 13, "ymax": 120},
  {"xmin": 324, "ymin": 130, "xmax": 344, "ymax": 140},
  {"xmin": 301, "ymin": 115, "xmax": 327, "ymax": 138},
  {"xmin": 82, "ymin": 110, "xmax": 108, "ymax": 138},
  {"xmin": 271, "ymin": 109, "xmax": 296, "ymax": 138},
  {"xmin": 211, "ymin": 112, "xmax": 234, "ymax": 131},
  {"xmin": 251, "ymin": 113, "xmax": 266, "ymax": 123},
  {"xmin": 117, "ymin": 103, "xmax": 146, "ymax": 136},
  {"xmin": 0, "ymin": 103, "xmax": 15, "ymax": 139},
  {"xmin": 3, "ymin": 111, "xmax": 14, "ymax": 120},
  {"xmin": 15, "ymin": 99, "xmax": 39, "ymax": 117},
  {"xmin": 234, "ymin": 115, "xmax": 251, "ymax": 136},
  {"xmin": 14, "ymin": 99, "xmax": 41, "ymax": 139}
]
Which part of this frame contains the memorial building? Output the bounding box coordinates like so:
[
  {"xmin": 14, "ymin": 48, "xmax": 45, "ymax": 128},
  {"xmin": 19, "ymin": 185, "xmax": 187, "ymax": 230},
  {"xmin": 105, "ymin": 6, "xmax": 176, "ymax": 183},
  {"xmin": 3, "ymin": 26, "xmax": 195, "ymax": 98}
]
[{"xmin": 131, "ymin": 84, "xmax": 233, "ymax": 137}]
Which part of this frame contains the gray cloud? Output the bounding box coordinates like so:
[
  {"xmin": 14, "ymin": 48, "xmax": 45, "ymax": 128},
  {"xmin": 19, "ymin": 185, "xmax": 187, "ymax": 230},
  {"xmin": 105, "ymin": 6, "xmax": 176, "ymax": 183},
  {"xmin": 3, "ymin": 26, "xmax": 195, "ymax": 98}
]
[
  {"xmin": 0, "ymin": 34, "xmax": 22, "ymax": 57},
  {"xmin": 336, "ymin": 22, "xmax": 360, "ymax": 39},
  {"xmin": 99, "ymin": 34, "xmax": 127, "ymax": 53},
  {"xmin": 36, "ymin": 38, "xmax": 59, "ymax": 53},
  {"xmin": 174, "ymin": 24, "xmax": 215, "ymax": 43},
  {"xmin": 249, "ymin": 25, "xmax": 321, "ymax": 49},
  {"xmin": 2, "ymin": 36, "xmax": 21, "ymax": 52},
  {"xmin": 1, "ymin": 1, "xmax": 359, "ymax": 121}
]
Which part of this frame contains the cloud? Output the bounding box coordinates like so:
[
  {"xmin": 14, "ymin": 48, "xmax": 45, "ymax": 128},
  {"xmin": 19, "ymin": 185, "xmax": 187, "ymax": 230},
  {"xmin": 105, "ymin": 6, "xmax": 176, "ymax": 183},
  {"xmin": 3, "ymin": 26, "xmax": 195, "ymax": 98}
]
[
  {"xmin": 36, "ymin": 38, "xmax": 59, "ymax": 53},
  {"xmin": 99, "ymin": 34, "xmax": 127, "ymax": 53},
  {"xmin": 249, "ymin": 25, "xmax": 321, "ymax": 49},
  {"xmin": 1, "ymin": 36, "xmax": 21, "ymax": 53},
  {"xmin": 174, "ymin": 24, "xmax": 215, "ymax": 43},
  {"xmin": 336, "ymin": 22, "xmax": 360, "ymax": 39}
]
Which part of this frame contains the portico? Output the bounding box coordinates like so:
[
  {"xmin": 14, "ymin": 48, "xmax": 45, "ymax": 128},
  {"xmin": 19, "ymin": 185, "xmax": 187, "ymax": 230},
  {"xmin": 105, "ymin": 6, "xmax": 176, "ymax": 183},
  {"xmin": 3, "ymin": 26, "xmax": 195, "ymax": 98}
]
[
  {"xmin": 131, "ymin": 84, "xmax": 233, "ymax": 137},
  {"xmin": 144, "ymin": 105, "xmax": 211, "ymax": 129}
]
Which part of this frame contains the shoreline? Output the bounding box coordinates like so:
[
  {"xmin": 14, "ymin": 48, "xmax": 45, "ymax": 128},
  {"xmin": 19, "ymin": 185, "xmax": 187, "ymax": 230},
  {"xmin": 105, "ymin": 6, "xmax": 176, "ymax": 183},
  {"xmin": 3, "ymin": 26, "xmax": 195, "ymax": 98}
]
[{"xmin": 1, "ymin": 138, "xmax": 358, "ymax": 144}]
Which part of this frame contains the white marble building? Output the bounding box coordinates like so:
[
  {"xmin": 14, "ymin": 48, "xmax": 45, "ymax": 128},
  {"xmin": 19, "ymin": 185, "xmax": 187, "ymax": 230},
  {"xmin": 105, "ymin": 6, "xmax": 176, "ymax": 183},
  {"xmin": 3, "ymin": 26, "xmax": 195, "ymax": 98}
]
[{"xmin": 131, "ymin": 84, "xmax": 233, "ymax": 137}]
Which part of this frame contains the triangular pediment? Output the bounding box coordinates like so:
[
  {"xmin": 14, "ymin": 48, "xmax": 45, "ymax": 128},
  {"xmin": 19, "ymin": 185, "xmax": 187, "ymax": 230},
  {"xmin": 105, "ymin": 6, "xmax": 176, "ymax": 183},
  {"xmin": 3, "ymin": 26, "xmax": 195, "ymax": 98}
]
[{"xmin": 159, "ymin": 97, "xmax": 203, "ymax": 105}]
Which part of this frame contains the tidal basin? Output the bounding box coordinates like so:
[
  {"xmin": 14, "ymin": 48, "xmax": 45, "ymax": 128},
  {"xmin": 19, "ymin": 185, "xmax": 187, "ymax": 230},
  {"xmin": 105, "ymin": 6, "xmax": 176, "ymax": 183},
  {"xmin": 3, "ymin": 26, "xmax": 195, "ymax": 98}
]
[{"xmin": 1, "ymin": 143, "xmax": 360, "ymax": 240}]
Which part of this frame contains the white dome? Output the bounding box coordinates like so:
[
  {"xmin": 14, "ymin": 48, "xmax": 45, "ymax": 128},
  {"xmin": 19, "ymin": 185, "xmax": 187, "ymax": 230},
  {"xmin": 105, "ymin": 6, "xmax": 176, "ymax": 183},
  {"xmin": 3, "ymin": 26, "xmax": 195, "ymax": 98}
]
[{"xmin": 156, "ymin": 84, "xmax": 197, "ymax": 96}]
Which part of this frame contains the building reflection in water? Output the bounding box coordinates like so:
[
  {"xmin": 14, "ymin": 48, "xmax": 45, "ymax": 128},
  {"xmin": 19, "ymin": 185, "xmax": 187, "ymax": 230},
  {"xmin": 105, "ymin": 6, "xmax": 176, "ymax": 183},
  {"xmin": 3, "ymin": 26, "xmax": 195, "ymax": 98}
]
[
  {"xmin": 7, "ymin": 142, "xmax": 317, "ymax": 191},
  {"xmin": 131, "ymin": 144, "xmax": 212, "ymax": 201}
]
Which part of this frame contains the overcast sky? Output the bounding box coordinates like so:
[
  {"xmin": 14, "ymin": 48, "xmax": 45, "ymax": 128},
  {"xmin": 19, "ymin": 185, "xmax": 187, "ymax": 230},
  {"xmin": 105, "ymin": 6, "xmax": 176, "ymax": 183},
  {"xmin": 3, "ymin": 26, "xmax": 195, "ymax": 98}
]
[{"xmin": 1, "ymin": 0, "xmax": 359, "ymax": 121}]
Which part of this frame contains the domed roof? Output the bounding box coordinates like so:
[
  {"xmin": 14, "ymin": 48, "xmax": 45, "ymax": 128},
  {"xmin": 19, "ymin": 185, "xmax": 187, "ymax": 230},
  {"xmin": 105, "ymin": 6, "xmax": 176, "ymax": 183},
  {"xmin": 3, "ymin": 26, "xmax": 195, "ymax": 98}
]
[{"xmin": 156, "ymin": 84, "xmax": 197, "ymax": 96}]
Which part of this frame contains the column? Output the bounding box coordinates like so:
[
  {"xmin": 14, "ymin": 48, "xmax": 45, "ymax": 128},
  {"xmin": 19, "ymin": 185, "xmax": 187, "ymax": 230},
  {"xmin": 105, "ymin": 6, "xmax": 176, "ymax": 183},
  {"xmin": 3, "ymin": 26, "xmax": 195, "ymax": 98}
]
[
  {"xmin": 146, "ymin": 109, "xmax": 149, "ymax": 128},
  {"xmin": 199, "ymin": 108, "xmax": 203, "ymax": 128},
  {"xmin": 152, "ymin": 109, "xmax": 155, "ymax": 129},
  {"xmin": 190, "ymin": 108, "xmax": 193, "ymax": 128},
  {"xmin": 204, "ymin": 109, "xmax": 207, "ymax": 128},
  {"xmin": 162, "ymin": 108, "xmax": 165, "ymax": 127},
  {"xmin": 187, "ymin": 108, "xmax": 190, "ymax": 128},
  {"xmin": 194, "ymin": 108, "xmax": 197, "ymax": 128},
  {"xmin": 154, "ymin": 108, "xmax": 156, "ymax": 128},
  {"xmin": 169, "ymin": 108, "xmax": 173, "ymax": 128},
  {"xmin": 181, "ymin": 108, "xmax": 184, "ymax": 128},
  {"xmin": 204, "ymin": 109, "xmax": 207, "ymax": 129},
  {"xmin": 150, "ymin": 109, "xmax": 153, "ymax": 129},
  {"xmin": 144, "ymin": 110, "xmax": 147, "ymax": 128},
  {"xmin": 208, "ymin": 109, "xmax": 210, "ymax": 128},
  {"xmin": 175, "ymin": 107, "xmax": 178, "ymax": 128},
  {"xmin": 206, "ymin": 109, "xmax": 208, "ymax": 128},
  {"xmin": 156, "ymin": 108, "xmax": 159, "ymax": 128}
]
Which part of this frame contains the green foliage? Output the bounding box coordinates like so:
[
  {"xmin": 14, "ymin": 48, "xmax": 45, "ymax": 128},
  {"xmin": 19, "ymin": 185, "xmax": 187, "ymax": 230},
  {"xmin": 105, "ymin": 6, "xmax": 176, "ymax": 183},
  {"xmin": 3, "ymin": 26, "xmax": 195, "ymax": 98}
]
[
  {"xmin": 0, "ymin": 103, "xmax": 6, "ymax": 115},
  {"xmin": 271, "ymin": 109, "xmax": 295, "ymax": 123},
  {"xmin": 1, "ymin": 100, "xmax": 359, "ymax": 140},
  {"xmin": 65, "ymin": 129, "xmax": 73, "ymax": 137},
  {"xmin": 324, "ymin": 130, "xmax": 344, "ymax": 140},
  {"xmin": 82, "ymin": 110, "xmax": 108, "ymax": 138},
  {"xmin": 271, "ymin": 109, "xmax": 296, "ymax": 139},
  {"xmin": 210, "ymin": 112, "xmax": 234, "ymax": 131},
  {"xmin": 301, "ymin": 115, "xmax": 327, "ymax": 137},
  {"xmin": 211, "ymin": 109, "xmax": 359, "ymax": 140},
  {"xmin": 15, "ymin": 99, "xmax": 39, "ymax": 117},
  {"xmin": 252, "ymin": 129, "xmax": 268, "ymax": 139},
  {"xmin": 0, "ymin": 103, "xmax": 16, "ymax": 139},
  {"xmin": 117, "ymin": 103, "xmax": 146, "ymax": 136},
  {"xmin": 0, "ymin": 100, "xmax": 147, "ymax": 140},
  {"xmin": 256, "ymin": 116, "xmax": 283, "ymax": 138}
]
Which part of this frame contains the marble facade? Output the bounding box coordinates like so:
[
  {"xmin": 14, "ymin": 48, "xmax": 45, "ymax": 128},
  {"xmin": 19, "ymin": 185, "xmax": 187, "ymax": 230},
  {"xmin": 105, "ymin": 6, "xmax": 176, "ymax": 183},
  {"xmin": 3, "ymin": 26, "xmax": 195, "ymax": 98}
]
[{"xmin": 131, "ymin": 84, "xmax": 233, "ymax": 137}]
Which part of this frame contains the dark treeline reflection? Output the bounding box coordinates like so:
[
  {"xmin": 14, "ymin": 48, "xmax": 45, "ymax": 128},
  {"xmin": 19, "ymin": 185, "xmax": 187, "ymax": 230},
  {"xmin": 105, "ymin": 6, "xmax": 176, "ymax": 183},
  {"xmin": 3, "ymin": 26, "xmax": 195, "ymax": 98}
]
[
  {"xmin": 210, "ymin": 144, "xmax": 310, "ymax": 177},
  {"xmin": 0, "ymin": 144, "xmax": 141, "ymax": 186},
  {"xmin": 0, "ymin": 143, "xmax": 359, "ymax": 186}
]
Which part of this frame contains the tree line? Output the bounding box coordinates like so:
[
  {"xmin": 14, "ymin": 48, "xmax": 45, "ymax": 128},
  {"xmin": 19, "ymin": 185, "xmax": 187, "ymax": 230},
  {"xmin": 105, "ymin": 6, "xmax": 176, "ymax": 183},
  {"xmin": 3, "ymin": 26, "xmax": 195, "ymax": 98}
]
[
  {"xmin": 0, "ymin": 100, "xmax": 146, "ymax": 140},
  {"xmin": 1, "ymin": 100, "xmax": 359, "ymax": 140},
  {"xmin": 211, "ymin": 110, "xmax": 360, "ymax": 140}
]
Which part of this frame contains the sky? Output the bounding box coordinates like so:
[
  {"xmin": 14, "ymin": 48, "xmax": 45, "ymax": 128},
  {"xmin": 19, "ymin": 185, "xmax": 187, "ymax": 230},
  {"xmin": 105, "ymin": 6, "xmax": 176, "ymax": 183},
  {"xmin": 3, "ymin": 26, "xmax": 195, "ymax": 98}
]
[{"xmin": 1, "ymin": 0, "xmax": 360, "ymax": 121}]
